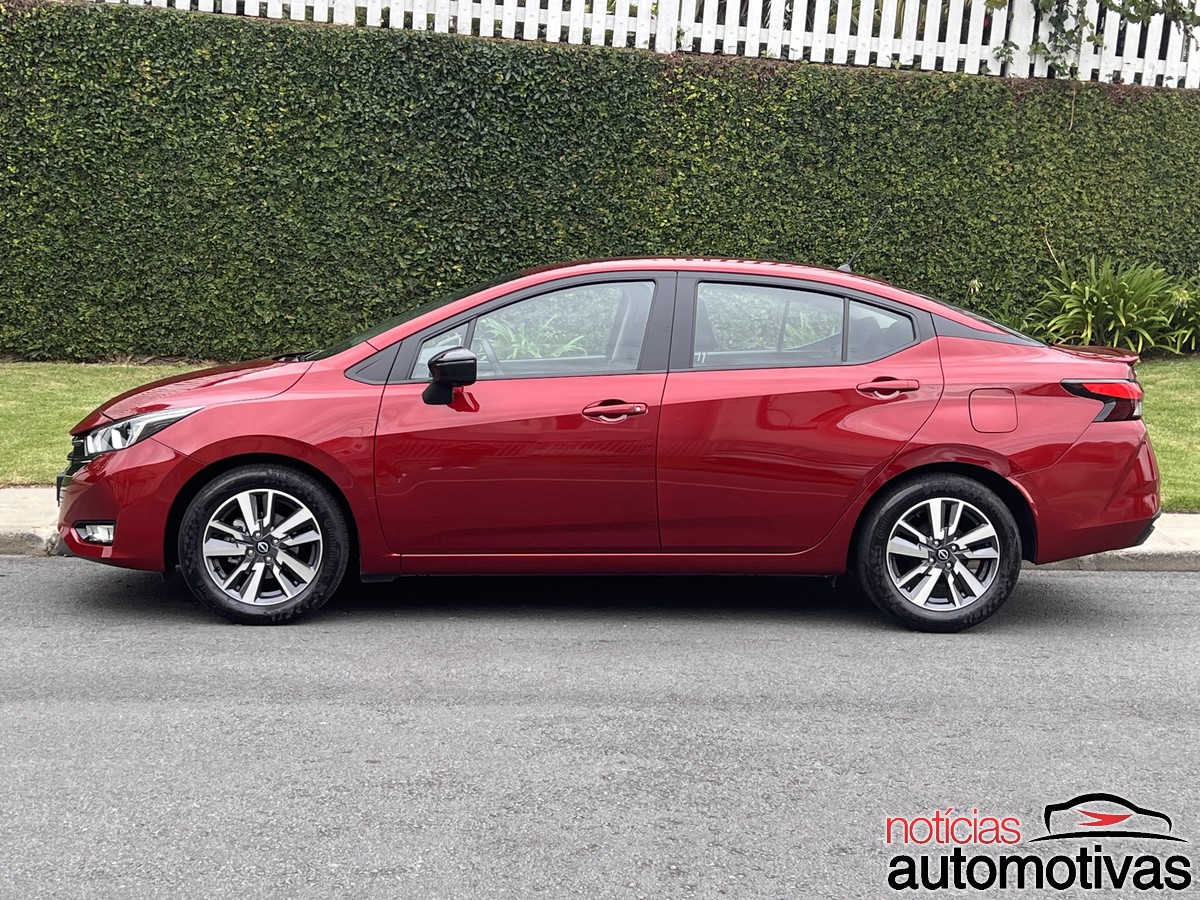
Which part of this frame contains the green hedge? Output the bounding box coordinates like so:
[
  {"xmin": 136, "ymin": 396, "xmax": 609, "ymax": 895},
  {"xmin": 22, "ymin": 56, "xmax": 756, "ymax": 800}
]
[{"xmin": 3, "ymin": 1, "xmax": 1200, "ymax": 360}]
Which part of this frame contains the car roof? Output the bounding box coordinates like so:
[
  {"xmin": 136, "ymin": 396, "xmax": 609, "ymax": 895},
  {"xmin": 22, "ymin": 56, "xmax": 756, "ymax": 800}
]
[
  {"xmin": 375, "ymin": 256, "xmax": 1008, "ymax": 348},
  {"xmin": 516, "ymin": 257, "xmax": 998, "ymax": 326},
  {"xmin": 520, "ymin": 256, "xmax": 892, "ymax": 288}
]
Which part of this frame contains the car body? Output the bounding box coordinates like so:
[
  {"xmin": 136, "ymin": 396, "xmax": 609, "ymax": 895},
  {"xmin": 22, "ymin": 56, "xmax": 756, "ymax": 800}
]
[{"xmin": 57, "ymin": 257, "xmax": 1160, "ymax": 630}]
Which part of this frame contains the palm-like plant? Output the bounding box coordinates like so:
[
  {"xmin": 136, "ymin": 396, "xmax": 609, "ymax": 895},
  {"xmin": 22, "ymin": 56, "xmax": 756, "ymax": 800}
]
[{"xmin": 1025, "ymin": 257, "xmax": 1182, "ymax": 353}]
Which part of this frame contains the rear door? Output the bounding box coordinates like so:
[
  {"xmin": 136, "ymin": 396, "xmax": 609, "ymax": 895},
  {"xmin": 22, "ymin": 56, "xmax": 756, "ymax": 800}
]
[{"xmin": 657, "ymin": 273, "xmax": 944, "ymax": 552}]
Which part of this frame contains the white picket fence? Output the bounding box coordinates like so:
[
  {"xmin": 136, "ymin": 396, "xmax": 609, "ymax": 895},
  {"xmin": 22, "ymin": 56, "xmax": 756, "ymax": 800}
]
[{"xmin": 122, "ymin": 0, "xmax": 1200, "ymax": 87}]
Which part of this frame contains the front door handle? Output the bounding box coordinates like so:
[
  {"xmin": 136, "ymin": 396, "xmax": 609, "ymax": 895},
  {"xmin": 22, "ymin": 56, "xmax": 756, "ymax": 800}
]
[
  {"xmin": 856, "ymin": 379, "xmax": 919, "ymax": 397},
  {"xmin": 583, "ymin": 401, "xmax": 648, "ymax": 421}
]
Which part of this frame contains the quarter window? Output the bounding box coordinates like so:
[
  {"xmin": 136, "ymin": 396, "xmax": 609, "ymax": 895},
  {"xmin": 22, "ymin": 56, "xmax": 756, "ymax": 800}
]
[
  {"xmin": 412, "ymin": 324, "xmax": 470, "ymax": 378},
  {"xmin": 846, "ymin": 300, "xmax": 915, "ymax": 362}
]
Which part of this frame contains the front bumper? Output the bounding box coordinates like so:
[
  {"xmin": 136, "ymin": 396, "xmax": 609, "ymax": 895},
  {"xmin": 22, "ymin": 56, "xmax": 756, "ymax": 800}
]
[
  {"xmin": 56, "ymin": 471, "xmax": 72, "ymax": 506},
  {"xmin": 57, "ymin": 437, "xmax": 204, "ymax": 571}
]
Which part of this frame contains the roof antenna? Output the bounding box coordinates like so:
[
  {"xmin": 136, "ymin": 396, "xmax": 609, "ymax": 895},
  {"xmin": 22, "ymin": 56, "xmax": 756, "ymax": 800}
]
[{"xmin": 838, "ymin": 206, "xmax": 892, "ymax": 273}]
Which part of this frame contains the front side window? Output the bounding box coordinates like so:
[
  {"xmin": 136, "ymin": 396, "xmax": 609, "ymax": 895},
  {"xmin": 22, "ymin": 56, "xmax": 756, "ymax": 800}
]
[
  {"xmin": 309, "ymin": 271, "xmax": 519, "ymax": 361},
  {"xmin": 469, "ymin": 281, "xmax": 655, "ymax": 379}
]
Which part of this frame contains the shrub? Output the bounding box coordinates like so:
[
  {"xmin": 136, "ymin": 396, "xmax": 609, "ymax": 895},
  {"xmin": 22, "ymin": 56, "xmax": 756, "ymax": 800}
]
[
  {"xmin": 4, "ymin": 3, "xmax": 1200, "ymax": 360},
  {"xmin": 1025, "ymin": 258, "xmax": 1196, "ymax": 353},
  {"xmin": 1168, "ymin": 277, "xmax": 1200, "ymax": 353}
]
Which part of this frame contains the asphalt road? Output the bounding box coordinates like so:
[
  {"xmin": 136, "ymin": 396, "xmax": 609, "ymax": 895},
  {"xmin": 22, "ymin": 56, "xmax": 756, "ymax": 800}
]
[{"xmin": 1, "ymin": 558, "xmax": 1198, "ymax": 899}]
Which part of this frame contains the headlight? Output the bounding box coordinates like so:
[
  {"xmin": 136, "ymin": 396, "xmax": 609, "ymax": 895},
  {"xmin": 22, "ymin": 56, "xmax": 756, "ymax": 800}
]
[{"xmin": 82, "ymin": 407, "xmax": 203, "ymax": 458}]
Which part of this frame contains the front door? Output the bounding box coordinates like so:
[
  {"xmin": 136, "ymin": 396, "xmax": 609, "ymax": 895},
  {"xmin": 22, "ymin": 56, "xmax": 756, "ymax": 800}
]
[{"xmin": 374, "ymin": 277, "xmax": 670, "ymax": 555}]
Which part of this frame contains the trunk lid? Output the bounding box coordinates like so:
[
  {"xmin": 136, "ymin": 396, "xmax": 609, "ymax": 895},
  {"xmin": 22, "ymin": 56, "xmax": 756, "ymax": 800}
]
[{"xmin": 1051, "ymin": 344, "xmax": 1139, "ymax": 365}]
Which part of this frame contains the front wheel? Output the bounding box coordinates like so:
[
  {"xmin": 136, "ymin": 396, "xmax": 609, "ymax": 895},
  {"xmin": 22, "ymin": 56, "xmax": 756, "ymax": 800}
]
[
  {"xmin": 178, "ymin": 465, "xmax": 350, "ymax": 624},
  {"xmin": 854, "ymin": 474, "xmax": 1022, "ymax": 632}
]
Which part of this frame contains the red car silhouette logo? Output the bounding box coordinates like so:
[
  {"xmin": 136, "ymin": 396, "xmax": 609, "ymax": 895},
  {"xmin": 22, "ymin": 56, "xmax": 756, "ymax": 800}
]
[{"xmin": 1033, "ymin": 793, "xmax": 1186, "ymax": 843}]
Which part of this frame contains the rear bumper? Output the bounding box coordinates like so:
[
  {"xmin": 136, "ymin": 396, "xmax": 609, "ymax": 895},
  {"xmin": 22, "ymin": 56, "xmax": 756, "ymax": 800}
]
[
  {"xmin": 1132, "ymin": 511, "xmax": 1160, "ymax": 547},
  {"xmin": 57, "ymin": 438, "xmax": 204, "ymax": 571},
  {"xmin": 1018, "ymin": 422, "xmax": 1160, "ymax": 564}
]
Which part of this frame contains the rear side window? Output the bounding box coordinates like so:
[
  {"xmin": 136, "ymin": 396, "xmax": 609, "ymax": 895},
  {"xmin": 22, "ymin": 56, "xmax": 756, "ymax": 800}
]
[
  {"xmin": 693, "ymin": 283, "xmax": 843, "ymax": 368},
  {"xmin": 846, "ymin": 301, "xmax": 915, "ymax": 362},
  {"xmin": 689, "ymin": 283, "xmax": 918, "ymax": 369}
]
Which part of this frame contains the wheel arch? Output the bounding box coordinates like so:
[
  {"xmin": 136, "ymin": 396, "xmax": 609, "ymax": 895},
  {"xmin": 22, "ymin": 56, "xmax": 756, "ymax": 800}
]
[
  {"xmin": 163, "ymin": 454, "xmax": 360, "ymax": 572},
  {"xmin": 849, "ymin": 462, "xmax": 1037, "ymax": 567}
]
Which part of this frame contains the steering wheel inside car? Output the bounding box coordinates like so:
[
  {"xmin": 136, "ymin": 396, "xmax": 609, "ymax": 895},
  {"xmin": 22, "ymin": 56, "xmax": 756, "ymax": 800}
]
[{"xmin": 475, "ymin": 336, "xmax": 505, "ymax": 376}]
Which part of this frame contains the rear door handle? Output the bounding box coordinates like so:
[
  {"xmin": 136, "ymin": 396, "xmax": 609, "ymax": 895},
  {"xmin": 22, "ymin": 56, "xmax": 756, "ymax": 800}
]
[
  {"xmin": 856, "ymin": 379, "xmax": 919, "ymax": 397},
  {"xmin": 583, "ymin": 401, "xmax": 648, "ymax": 421}
]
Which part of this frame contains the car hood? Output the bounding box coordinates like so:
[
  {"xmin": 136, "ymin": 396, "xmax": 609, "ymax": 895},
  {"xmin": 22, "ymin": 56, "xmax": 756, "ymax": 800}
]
[{"xmin": 72, "ymin": 357, "xmax": 311, "ymax": 434}]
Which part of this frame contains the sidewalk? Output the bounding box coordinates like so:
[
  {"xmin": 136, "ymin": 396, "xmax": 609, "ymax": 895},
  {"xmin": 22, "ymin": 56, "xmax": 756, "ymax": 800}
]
[
  {"xmin": 0, "ymin": 487, "xmax": 60, "ymax": 556},
  {"xmin": 4, "ymin": 485, "xmax": 1198, "ymax": 569}
]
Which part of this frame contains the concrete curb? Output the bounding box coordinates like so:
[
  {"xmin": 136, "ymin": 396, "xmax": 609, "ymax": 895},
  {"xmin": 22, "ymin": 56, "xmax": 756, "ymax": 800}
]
[
  {"xmin": 0, "ymin": 527, "xmax": 59, "ymax": 557},
  {"xmin": 0, "ymin": 488, "xmax": 63, "ymax": 557},
  {"xmin": 1027, "ymin": 551, "xmax": 1200, "ymax": 572},
  {"xmin": 4, "ymin": 486, "xmax": 1199, "ymax": 571}
]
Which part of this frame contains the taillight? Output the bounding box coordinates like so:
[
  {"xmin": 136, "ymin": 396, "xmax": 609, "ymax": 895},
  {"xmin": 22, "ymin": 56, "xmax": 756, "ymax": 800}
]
[{"xmin": 1062, "ymin": 379, "xmax": 1143, "ymax": 422}]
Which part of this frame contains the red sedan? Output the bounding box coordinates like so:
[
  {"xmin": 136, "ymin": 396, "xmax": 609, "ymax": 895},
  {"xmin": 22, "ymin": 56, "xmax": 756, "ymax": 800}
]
[{"xmin": 57, "ymin": 258, "xmax": 1160, "ymax": 631}]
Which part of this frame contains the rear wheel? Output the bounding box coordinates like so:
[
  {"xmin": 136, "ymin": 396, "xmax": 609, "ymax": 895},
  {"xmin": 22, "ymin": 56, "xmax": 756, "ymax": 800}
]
[
  {"xmin": 178, "ymin": 465, "xmax": 350, "ymax": 624},
  {"xmin": 855, "ymin": 474, "xmax": 1021, "ymax": 632}
]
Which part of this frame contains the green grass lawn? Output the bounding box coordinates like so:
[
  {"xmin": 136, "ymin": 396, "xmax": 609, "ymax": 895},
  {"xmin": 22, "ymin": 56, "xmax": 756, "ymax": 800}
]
[
  {"xmin": 0, "ymin": 362, "xmax": 198, "ymax": 485},
  {"xmin": 0, "ymin": 358, "xmax": 1197, "ymax": 511},
  {"xmin": 1139, "ymin": 357, "xmax": 1200, "ymax": 512}
]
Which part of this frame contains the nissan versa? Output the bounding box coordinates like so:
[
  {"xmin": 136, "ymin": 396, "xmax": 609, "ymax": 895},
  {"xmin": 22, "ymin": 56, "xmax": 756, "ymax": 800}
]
[{"xmin": 57, "ymin": 258, "xmax": 1160, "ymax": 631}]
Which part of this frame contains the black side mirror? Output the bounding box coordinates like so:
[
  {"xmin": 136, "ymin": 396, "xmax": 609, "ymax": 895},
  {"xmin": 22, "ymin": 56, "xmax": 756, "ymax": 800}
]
[{"xmin": 422, "ymin": 347, "xmax": 478, "ymax": 405}]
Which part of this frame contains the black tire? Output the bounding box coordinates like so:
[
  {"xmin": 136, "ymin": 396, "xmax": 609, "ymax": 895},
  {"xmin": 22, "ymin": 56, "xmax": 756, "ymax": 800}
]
[
  {"xmin": 177, "ymin": 465, "xmax": 350, "ymax": 625},
  {"xmin": 854, "ymin": 474, "xmax": 1021, "ymax": 633}
]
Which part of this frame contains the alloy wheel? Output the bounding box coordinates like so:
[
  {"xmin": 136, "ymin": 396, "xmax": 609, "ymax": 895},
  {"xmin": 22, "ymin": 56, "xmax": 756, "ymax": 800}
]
[
  {"xmin": 884, "ymin": 496, "xmax": 1001, "ymax": 611},
  {"xmin": 200, "ymin": 488, "xmax": 325, "ymax": 606}
]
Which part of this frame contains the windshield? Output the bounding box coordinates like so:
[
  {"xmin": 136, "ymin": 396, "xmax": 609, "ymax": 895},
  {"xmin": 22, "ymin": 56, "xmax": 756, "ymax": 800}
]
[{"xmin": 304, "ymin": 272, "xmax": 519, "ymax": 361}]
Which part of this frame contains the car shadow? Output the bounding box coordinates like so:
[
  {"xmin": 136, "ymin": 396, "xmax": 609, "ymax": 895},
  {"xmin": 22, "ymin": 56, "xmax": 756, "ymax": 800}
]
[
  {"xmin": 31, "ymin": 562, "xmax": 216, "ymax": 624},
  {"xmin": 58, "ymin": 560, "xmax": 1105, "ymax": 632},
  {"xmin": 320, "ymin": 570, "xmax": 1115, "ymax": 633},
  {"xmin": 318, "ymin": 573, "xmax": 885, "ymax": 629}
]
